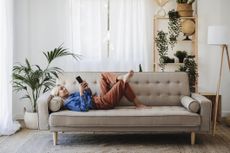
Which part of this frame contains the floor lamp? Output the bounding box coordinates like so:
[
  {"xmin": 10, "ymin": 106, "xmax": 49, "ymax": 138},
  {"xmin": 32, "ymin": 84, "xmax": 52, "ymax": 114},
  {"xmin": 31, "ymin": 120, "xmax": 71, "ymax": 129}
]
[{"xmin": 208, "ymin": 26, "xmax": 230, "ymax": 136}]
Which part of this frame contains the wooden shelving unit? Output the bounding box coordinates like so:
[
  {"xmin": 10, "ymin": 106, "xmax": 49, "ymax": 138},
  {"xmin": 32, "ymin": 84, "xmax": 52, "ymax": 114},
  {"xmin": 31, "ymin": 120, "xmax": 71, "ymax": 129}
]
[{"xmin": 153, "ymin": 15, "xmax": 198, "ymax": 92}]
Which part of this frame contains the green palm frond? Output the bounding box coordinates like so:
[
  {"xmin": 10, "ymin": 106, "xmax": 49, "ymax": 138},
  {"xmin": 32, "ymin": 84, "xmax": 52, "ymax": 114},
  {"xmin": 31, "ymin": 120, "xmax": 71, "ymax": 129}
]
[
  {"xmin": 43, "ymin": 45, "xmax": 81, "ymax": 64},
  {"xmin": 20, "ymin": 95, "xmax": 32, "ymax": 101},
  {"xmin": 12, "ymin": 81, "xmax": 27, "ymax": 92},
  {"xmin": 45, "ymin": 67, "xmax": 63, "ymax": 76},
  {"xmin": 25, "ymin": 58, "xmax": 31, "ymax": 70}
]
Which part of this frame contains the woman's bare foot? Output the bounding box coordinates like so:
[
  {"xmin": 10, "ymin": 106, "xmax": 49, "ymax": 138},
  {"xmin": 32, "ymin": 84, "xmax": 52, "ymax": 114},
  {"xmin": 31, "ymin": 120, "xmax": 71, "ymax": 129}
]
[
  {"xmin": 133, "ymin": 98, "xmax": 149, "ymax": 109},
  {"xmin": 123, "ymin": 70, "xmax": 134, "ymax": 83},
  {"xmin": 135, "ymin": 103, "xmax": 148, "ymax": 109}
]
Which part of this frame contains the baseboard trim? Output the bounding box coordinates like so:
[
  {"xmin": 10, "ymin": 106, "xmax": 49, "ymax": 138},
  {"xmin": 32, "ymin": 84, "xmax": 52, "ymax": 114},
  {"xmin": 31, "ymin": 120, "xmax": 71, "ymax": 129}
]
[
  {"xmin": 14, "ymin": 114, "xmax": 24, "ymax": 120},
  {"xmin": 222, "ymin": 111, "xmax": 230, "ymax": 117}
]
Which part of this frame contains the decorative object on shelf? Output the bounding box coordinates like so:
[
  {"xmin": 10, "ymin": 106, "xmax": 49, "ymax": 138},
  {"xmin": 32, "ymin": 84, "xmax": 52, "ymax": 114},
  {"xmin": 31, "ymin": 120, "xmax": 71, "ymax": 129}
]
[
  {"xmin": 176, "ymin": 0, "xmax": 195, "ymax": 17},
  {"xmin": 139, "ymin": 64, "xmax": 143, "ymax": 72},
  {"xmin": 181, "ymin": 19, "xmax": 195, "ymax": 40},
  {"xmin": 207, "ymin": 25, "xmax": 230, "ymax": 136},
  {"xmin": 177, "ymin": 55, "xmax": 198, "ymax": 92},
  {"xmin": 12, "ymin": 45, "xmax": 80, "ymax": 129},
  {"xmin": 155, "ymin": 31, "xmax": 169, "ymax": 71},
  {"xmin": 174, "ymin": 50, "xmax": 188, "ymax": 63},
  {"xmin": 168, "ymin": 9, "xmax": 181, "ymax": 50},
  {"xmin": 155, "ymin": 0, "xmax": 170, "ymax": 17}
]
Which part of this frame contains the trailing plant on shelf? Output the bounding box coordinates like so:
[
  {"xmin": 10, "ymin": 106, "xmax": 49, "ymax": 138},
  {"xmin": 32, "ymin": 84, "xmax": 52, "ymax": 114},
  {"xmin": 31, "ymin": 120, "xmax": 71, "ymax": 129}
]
[
  {"xmin": 168, "ymin": 9, "xmax": 181, "ymax": 50},
  {"xmin": 174, "ymin": 50, "xmax": 188, "ymax": 63},
  {"xmin": 177, "ymin": 55, "xmax": 198, "ymax": 92},
  {"xmin": 12, "ymin": 45, "xmax": 80, "ymax": 112},
  {"xmin": 155, "ymin": 30, "xmax": 168, "ymax": 71}
]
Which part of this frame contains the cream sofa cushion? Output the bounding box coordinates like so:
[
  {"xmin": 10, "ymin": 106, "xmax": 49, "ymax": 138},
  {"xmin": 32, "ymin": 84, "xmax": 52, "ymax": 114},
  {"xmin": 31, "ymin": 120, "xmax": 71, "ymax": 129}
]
[
  {"xmin": 180, "ymin": 96, "xmax": 200, "ymax": 113},
  {"xmin": 49, "ymin": 106, "xmax": 200, "ymax": 127}
]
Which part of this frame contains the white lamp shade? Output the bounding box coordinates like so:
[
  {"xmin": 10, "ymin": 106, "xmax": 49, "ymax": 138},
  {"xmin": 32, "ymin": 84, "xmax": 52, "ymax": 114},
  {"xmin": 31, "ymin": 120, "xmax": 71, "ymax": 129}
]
[{"xmin": 207, "ymin": 26, "xmax": 229, "ymax": 45}]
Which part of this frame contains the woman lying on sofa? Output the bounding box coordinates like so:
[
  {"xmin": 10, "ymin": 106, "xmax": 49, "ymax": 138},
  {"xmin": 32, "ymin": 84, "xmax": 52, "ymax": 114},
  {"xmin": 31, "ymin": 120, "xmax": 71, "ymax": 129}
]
[{"xmin": 50, "ymin": 70, "xmax": 147, "ymax": 111}]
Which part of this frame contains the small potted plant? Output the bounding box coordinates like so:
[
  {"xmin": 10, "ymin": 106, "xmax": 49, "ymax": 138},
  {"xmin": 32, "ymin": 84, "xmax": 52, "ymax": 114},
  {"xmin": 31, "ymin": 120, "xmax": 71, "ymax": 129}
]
[
  {"xmin": 174, "ymin": 50, "xmax": 188, "ymax": 63},
  {"xmin": 155, "ymin": 30, "xmax": 168, "ymax": 71},
  {"xmin": 168, "ymin": 9, "xmax": 181, "ymax": 50},
  {"xmin": 176, "ymin": 0, "xmax": 195, "ymax": 17},
  {"xmin": 13, "ymin": 45, "xmax": 80, "ymax": 129}
]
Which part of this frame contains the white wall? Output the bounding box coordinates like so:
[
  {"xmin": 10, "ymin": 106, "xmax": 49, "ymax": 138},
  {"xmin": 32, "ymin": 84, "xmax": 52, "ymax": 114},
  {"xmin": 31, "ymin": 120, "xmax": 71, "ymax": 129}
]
[
  {"xmin": 13, "ymin": 0, "xmax": 72, "ymax": 118},
  {"xmin": 13, "ymin": 0, "xmax": 230, "ymax": 119},
  {"xmin": 198, "ymin": 0, "xmax": 230, "ymax": 116}
]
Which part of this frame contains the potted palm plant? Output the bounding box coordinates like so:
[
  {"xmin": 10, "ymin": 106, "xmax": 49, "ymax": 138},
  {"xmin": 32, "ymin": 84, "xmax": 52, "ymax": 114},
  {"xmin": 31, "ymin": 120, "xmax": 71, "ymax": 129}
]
[{"xmin": 13, "ymin": 45, "xmax": 80, "ymax": 129}]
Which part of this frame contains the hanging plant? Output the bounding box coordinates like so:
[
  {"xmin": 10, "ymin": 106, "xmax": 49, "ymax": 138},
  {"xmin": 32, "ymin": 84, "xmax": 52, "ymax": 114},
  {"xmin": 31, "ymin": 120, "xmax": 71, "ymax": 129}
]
[
  {"xmin": 168, "ymin": 9, "xmax": 181, "ymax": 50},
  {"xmin": 177, "ymin": 55, "xmax": 198, "ymax": 92},
  {"xmin": 155, "ymin": 30, "xmax": 168, "ymax": 71}
]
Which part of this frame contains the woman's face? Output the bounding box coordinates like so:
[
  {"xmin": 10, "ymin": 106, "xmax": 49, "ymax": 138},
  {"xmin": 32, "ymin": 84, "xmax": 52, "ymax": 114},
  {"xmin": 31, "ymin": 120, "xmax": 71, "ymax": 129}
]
[{"xmin": 58, "ymin": 86, "xmax": 69, "ymax": 98}]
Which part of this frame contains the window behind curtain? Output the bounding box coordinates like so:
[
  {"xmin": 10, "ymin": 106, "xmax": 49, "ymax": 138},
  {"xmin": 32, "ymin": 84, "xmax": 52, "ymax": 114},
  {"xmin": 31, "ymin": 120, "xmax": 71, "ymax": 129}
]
[{"xmin": 68, "ymin": 0, "xmax": 153, "ymax": 71}]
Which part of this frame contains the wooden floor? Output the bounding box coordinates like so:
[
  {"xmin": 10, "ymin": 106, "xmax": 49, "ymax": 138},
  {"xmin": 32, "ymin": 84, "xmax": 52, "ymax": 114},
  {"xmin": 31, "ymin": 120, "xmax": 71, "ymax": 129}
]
[{"xmin": 0, "ymin": 123, "xmax": 230, "ymax": 153}]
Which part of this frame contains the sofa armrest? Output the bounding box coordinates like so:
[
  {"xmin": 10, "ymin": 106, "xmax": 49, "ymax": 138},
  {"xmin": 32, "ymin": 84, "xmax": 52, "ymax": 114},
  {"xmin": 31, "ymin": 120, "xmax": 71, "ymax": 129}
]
[
  {"xmin": 37, "ymin": 91, "xmax": 51, "ymax": 130},
  {"xmin": 191, "ymin": 93, "xmax": 212, "ymax": 133}
]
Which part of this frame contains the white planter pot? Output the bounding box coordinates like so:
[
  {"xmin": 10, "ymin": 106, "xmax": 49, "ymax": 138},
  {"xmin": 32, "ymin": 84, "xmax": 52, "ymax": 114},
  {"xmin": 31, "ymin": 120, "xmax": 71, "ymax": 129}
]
[{"xmin": 24, "ymin": 111, "xmax": 38, "ymax": 129}]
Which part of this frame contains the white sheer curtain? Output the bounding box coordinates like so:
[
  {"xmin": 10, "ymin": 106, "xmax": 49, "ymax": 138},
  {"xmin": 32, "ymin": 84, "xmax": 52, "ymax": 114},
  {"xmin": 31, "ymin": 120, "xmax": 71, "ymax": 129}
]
[
  {"xmin": 0, "ymin": 0, "xmax": 21, "ymax": 135},
  {"xmin": 68, "ymin": 0, "xmax": 153, "ymax": 71},
  {"xmin": 110, "ymin": 0, "xmax": 152, "ymax": 71},
  {"xmin": 68, "ymin": 0, "xmax": 108, "ymax": 71}
]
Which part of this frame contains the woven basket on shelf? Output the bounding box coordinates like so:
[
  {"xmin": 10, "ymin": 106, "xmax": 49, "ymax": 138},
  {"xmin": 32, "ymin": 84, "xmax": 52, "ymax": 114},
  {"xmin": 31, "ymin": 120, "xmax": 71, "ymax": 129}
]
[{"xmin": 177, "ymin": 3, "xmax": 193, "ymax": 17}]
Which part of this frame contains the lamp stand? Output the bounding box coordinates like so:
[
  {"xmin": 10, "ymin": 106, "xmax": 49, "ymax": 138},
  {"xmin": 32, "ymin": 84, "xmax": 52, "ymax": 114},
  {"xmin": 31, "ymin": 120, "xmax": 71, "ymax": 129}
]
[{"xmin": 213, "ymin": 44, "xmax": 230, "ymax": 136}]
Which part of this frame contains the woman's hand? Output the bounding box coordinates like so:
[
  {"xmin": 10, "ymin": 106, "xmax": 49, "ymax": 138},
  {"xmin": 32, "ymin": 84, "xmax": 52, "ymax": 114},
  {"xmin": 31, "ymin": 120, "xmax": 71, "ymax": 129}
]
[{"xmin": 79, "ymin": 81, "xmax": 89, "ymax": 95}]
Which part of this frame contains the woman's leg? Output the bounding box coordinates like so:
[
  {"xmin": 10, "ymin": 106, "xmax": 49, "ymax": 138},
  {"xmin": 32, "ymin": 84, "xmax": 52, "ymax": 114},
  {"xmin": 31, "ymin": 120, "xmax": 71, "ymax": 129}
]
[
  {"xmin": 99, "ymin": 70, "xmax": 133, "ymax": 96},
  {"xmin": 99, "ymin": 72, "xmax": 118, "ymax": 96},
  {"xmin": 123, "ymin": 83, "xmax": 147, "ymax": 109},
  {"xmin": 94, "ymin": 80, "xmax": 147, "ymax": 109},
  {"xmin": 93, "ymin": 80, "xmax": 126, "ymax": 109},
  {"xmin": 95, "ymin": 71, "xmax": 147, "ymax": 109},
  {"xmin": 123, "ymin": 83, "xmax": 136, "ymax": 102}
]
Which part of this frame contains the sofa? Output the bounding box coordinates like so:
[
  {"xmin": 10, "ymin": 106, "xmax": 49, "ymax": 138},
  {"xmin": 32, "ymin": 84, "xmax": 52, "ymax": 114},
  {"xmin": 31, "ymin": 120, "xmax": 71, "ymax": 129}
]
[{"xmin": 37, "ymin": 72, "xmax": 212, "ymax": 145}]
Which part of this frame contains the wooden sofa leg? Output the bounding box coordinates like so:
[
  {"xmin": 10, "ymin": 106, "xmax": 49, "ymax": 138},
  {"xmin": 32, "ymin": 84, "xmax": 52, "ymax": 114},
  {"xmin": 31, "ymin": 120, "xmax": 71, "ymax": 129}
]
[
  {"xmin": 191, "ymin": 132, "xmax": 195, "ymax": 145},
  {"xmin": 53, "ymin": 132, "xmax": 58, "ymax": 146}
]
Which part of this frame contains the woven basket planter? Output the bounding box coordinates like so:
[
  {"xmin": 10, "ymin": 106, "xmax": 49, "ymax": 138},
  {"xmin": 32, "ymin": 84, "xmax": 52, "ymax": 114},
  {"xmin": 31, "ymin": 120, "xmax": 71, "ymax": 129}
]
[{"xmin": 177, "ymin": 4, "xmax": 193, "ymax": 17}]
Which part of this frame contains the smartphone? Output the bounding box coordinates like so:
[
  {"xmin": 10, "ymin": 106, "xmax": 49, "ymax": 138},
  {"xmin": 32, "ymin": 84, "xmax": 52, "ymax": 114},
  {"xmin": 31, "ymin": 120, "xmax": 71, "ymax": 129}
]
[{"xmin": 76, "ymin": 76, "xmax": 83, "ymax": 84}]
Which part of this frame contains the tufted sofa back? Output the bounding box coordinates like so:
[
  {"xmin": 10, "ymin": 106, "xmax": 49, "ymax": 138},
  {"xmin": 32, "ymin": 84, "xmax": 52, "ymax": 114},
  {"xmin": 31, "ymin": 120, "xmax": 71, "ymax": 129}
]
[{"xmin": 57, "ymin": 72, "xmax": 190, "ymax": 106}]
